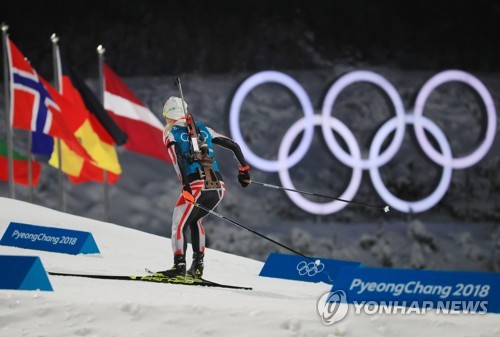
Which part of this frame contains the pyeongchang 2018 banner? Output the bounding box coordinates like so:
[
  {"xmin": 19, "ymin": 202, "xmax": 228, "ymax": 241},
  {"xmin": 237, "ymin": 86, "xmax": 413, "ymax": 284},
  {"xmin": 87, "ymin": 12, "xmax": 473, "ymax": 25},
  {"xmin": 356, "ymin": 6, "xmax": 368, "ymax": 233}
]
[{"xmin": 330, "ymin": 266, "xmax": 500, "ymax": 314}]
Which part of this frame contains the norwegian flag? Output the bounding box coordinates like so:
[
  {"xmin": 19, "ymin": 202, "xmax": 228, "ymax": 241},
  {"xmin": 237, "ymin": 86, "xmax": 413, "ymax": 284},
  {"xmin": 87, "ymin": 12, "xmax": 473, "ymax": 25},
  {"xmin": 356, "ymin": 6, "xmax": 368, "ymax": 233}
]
[{"xmin": 7, "ymin": 38, "xmax": 91, "ymax": 161}]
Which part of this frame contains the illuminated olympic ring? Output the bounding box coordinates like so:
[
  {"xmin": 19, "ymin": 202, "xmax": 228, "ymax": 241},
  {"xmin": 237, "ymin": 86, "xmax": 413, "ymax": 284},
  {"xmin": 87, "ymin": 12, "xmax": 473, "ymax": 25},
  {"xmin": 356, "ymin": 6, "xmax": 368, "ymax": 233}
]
[
  {"xmin": 229, "ymin": 70, "xmax": 497, "ymax": 214},
  {"xmin": 297, "ymin": 261, "xmax": 325, "ymax": 277},
  {"xmin": 229, "ymin": 71, "xmax": 315, "ymax": 172}
]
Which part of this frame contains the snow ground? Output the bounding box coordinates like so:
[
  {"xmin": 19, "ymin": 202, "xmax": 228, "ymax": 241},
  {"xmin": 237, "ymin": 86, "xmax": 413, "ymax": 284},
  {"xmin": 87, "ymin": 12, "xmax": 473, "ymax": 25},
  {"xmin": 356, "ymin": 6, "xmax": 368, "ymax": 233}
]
[{"xmin": 0, "ymin": 197, "xmax": 499, "ymax": 337}]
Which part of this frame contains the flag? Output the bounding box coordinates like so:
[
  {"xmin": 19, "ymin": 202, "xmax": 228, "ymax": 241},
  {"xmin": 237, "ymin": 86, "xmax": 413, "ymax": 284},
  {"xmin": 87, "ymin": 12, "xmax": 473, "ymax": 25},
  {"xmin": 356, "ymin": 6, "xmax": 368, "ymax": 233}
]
[
  {"xmin": 0, "ymin": 139, "xmax": 41, "ymax": 186},
  {"xmin": 48, "ymin": 53, "xmax": 126, "ymax": 184},
  {"xmin": 104, "ymin": 64, "xmax": 170, "ymax": 161},
  {"xmin": 61, "ymin": 58, "xmax": 127, "ymax": 146},
  {"xmin": 7, "ymin": 38, "xmax": 92, "ymax": 163}
]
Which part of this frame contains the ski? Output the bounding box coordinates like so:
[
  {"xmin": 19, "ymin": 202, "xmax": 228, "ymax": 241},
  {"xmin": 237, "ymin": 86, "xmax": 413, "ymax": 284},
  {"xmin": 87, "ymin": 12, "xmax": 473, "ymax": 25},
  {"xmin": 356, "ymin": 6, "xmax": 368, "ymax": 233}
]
[
  {"xmin": 48, "ymin": 271, "xmax": 252, "ymax": 290},
  {"xmin": 144, "ymin": 268, "xmax": 224, "ymax": 288}
]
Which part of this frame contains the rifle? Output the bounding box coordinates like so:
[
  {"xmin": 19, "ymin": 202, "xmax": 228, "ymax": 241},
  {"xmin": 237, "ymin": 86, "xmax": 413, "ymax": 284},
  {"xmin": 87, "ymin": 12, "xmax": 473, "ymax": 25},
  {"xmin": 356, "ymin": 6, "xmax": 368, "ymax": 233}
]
[{"xmin": 174, "ymin": 77, "xmax": 220, "ymax": 189}]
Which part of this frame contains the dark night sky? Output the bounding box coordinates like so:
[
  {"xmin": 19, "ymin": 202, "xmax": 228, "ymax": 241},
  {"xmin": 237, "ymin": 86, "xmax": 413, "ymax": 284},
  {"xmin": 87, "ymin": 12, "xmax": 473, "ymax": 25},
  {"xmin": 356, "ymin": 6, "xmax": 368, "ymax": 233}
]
[{"xmin": 3, "ymin": 0, "xmax": 500, "ymax": 79}]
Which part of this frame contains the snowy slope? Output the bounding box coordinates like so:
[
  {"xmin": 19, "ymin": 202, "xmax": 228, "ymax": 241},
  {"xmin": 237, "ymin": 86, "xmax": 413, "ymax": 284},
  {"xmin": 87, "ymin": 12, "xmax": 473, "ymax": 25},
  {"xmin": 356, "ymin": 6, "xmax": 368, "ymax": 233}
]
[{"xmin": 0, "ymin": 197, "xmax": 498, "ymax": 337}]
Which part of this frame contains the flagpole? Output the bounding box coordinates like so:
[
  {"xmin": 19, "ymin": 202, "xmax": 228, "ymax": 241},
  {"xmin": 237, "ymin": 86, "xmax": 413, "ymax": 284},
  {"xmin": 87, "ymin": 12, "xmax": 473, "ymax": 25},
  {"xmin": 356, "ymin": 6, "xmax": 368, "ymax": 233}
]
[
  {"xmin": 2, "ymin": 23, "xmax": 15, "ymax": 199},
  {"xmin": 27, "ymin": 131, "xmax": 33, "ymax": 202},
  {"xmin": 97, "ymin": 45, "xmax": 110, "ymax": 222},
  {"xmin": 51, "ymin": 33, "xmax": 65, "ymax": 212}
]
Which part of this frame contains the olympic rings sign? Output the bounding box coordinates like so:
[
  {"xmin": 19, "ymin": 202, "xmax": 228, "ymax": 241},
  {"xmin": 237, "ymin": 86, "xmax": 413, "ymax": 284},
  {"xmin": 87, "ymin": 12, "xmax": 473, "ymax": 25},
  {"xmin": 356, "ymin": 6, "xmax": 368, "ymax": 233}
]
[
  {"xmin": 229, "ymin": 70, "xmax": 497, "ymax": 215},
  {"xmin": 297, "ymin": 261, "xmax": 325, "ymax": 277}
]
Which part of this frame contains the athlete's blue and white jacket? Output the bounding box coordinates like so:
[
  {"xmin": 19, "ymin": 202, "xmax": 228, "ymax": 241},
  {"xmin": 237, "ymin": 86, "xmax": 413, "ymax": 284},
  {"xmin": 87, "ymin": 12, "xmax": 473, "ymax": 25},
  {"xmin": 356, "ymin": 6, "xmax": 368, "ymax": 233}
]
[{"xmin": 163, "ymin": 120, "xmax": 247, "ymax": 186}]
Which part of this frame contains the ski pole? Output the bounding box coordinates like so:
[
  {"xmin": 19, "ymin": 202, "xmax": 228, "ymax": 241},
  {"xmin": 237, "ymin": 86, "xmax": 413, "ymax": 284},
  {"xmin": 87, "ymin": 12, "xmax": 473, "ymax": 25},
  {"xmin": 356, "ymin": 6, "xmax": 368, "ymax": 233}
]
[
  {"xmin": 250, "ymin": 180, "xmax": 390, "ymax": 213},
  {"xmin": 188, "ymin": 199, "xmax": 320, "ymax": 264}
]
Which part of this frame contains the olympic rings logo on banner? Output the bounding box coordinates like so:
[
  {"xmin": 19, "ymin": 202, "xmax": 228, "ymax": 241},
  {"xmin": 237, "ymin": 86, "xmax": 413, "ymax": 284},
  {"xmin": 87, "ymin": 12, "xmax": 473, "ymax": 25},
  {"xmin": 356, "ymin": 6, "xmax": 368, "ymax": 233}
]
[
  {"xmin": 229, "ymin": 70, "xmax": 497, "ymax": 215},
  {"xmin": 297, "ymin": 261, "xmax": 325, "ymax": 277}
]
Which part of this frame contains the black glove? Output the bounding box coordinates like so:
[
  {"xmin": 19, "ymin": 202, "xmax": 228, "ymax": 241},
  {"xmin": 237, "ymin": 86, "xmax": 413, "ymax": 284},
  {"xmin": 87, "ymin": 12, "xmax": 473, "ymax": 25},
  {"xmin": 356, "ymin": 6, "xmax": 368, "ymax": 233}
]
[{"xmin": 237, "ymin": 165, "xmax": 251, "ymax": 188}]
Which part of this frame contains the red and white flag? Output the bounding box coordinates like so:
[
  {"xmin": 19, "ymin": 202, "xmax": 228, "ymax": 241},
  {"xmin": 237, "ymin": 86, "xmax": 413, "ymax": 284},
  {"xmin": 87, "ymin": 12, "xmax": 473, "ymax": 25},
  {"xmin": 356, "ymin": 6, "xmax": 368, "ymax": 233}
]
[{"xmin": 104, "ymin": 64, "xmax": 170, "ymax": 161}]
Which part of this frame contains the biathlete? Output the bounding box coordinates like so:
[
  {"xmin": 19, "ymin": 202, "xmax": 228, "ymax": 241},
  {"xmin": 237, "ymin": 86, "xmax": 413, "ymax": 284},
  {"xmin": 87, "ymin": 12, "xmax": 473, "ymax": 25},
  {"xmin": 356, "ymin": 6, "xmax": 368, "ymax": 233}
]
[{"xmin": 158, "ymin": 96, "xmax": 250, "ymax": 278}]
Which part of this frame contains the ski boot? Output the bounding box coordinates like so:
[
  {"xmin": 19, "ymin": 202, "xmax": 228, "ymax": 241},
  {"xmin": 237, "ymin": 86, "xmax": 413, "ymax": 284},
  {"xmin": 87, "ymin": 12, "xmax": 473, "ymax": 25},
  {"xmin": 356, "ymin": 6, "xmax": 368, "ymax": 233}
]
[
  {"xmin": 156, "ymin": 254, "xmax": 186, "ymax": 278},
  {"xmin": 187, "ymin": 252, "xmax": 204, "ymax": 278}
]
